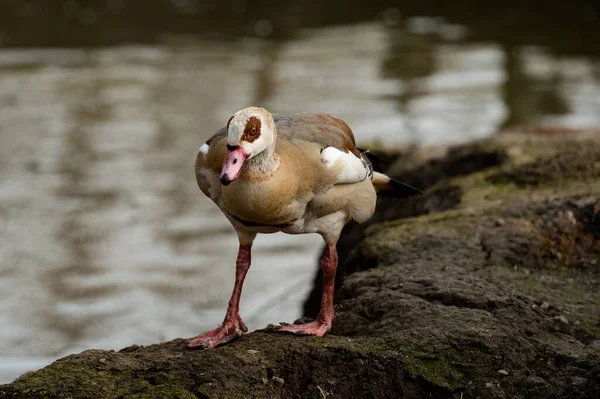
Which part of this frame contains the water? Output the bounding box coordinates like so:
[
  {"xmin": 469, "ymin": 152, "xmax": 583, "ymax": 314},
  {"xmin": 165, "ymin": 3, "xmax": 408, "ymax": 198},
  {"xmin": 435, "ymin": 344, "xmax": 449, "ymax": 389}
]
[{"xmin": 1, "ymin": 2, "xmax": 600, "ymax": 383}]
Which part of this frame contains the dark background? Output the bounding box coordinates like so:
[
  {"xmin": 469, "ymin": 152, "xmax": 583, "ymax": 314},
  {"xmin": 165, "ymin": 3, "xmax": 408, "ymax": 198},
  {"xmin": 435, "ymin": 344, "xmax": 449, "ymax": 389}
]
[{"xmin": 1, "ymin": 0, "xmax": 599, "ymax": 54}]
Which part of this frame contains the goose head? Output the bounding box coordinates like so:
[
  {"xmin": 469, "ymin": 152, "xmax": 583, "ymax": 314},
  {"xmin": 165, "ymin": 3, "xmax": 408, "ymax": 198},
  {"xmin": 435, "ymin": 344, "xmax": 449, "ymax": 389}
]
[{"xmin": 220, "ymin": 107, "xmax": 276, "ymax": 185}]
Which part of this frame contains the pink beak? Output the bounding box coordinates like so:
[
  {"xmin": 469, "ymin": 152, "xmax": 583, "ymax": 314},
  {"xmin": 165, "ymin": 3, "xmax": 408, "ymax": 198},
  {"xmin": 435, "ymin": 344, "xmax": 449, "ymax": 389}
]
[{"xmin": 220, "ymin": 146, "xmax": 247, "ymax": 186}]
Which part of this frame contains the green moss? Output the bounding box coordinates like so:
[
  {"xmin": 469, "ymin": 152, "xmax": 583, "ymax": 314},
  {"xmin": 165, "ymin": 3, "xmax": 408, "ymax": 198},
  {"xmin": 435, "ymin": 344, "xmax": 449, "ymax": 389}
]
[
  {"xmin": 402, "ymin": 349, "xmax": 464, "ymax": 391},
  {"xmin": 458, "ymin": 169, "xmax": 517, "ymax": 205},
  {"xmin": 368, "ymin": 209, "xmax": 464, "ymax": 237},
  {"xmin": 6, "ymin": 354, "xmax": 204, "ymax": 398},
  {"xmin": 127, "ymin": 385, "xmax": 198, "ymax": 399},
  {"xmin": 486, "ymin": 176, "xmax": 514, "ymax": 187},
  {"xmin": 579, "ymin": 319, "xmax": 600, "ymax": 336},
  {"xmin": 517, "ymin": 273, "xmax": 597, "ymax": 304},
  {"xmin": 11, "ymin": 365, "xmax": 128, "ymax": 398}
]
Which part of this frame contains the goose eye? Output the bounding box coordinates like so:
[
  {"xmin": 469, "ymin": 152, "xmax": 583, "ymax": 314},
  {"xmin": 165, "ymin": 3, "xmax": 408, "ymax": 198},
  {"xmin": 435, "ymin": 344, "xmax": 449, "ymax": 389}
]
[{"xmin": 250, "ymin": 127, "xmax": 257, "ymax": 136}]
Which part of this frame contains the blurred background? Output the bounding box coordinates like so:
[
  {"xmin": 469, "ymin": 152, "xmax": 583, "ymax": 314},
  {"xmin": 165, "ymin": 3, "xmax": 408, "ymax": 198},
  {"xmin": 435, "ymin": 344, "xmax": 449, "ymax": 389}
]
[{"xmin": 1, "ymin": 0, "xmax": 599, "ymax": 383}]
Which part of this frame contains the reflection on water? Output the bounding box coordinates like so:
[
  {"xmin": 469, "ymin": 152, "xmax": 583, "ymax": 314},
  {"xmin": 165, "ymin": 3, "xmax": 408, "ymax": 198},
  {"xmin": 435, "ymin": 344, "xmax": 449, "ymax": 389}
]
[{"xmin": 1, "ymin": 10, "xmax": 599, "ymax": 383}]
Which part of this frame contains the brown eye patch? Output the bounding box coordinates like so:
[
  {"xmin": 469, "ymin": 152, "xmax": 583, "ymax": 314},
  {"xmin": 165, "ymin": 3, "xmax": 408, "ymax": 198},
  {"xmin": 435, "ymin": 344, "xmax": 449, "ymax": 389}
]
[{"xmin": 242, "ymin": 116, "xmax": 261, "ymax": 143}]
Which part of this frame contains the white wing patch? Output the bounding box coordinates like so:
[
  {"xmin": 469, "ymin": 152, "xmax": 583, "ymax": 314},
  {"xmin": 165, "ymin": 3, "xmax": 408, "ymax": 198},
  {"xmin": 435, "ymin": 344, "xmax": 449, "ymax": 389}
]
[
  {"xmin": 200, "ymin": 168, "xmax": 221, "ymax": 200},
  {"xmin": 321, "ymin": 146, "xmax": 368, "ymax": 184},
  {"xmin": 199, "ymin": 143, "xmax": 210, "ymax": 157}
]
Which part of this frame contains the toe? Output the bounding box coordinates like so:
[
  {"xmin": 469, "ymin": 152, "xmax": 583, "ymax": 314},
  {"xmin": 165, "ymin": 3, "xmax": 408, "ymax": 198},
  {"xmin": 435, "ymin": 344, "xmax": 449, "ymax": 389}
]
[
  {"xmin": 188, "ymin": 322, "xmax": 246, "ymax": 349},
  {"xmin": 187, "ymin": 328, "xmax": 221, "ymax": 349},
  {"xmin": 187, "ymin": 336, "xmax": 211, "ymax": 349},
  {"xmin": 273, "ymin": 321, "xmax": 331, "ymax": 336}
]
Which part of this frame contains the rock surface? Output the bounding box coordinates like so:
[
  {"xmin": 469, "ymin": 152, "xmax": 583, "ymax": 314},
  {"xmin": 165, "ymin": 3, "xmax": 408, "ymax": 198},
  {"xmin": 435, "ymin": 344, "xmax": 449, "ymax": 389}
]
[{"xmin": 1, "ymin": 128, "xmax": 599, "ymax": 399}]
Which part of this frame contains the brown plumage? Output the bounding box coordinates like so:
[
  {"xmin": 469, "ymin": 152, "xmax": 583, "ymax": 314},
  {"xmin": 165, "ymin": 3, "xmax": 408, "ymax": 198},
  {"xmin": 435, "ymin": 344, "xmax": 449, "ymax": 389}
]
[{"xmin": 189, "ymin": 107, "xmax": 421, "ymax": 349}]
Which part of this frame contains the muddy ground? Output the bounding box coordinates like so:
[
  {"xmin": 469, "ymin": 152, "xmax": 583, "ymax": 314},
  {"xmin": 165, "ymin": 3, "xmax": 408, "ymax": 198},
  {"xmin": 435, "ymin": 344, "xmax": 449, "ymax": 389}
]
[{"xmin": 1, "ymin": 128, "xmax": 599, "ymax": 398}]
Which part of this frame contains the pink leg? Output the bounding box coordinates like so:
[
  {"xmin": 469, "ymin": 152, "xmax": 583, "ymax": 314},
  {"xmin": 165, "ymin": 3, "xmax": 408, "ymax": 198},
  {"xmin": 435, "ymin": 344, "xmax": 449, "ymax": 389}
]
[
  {"xmin": 276, "ymin": 244, "xmax": 338, "ymax": 336},
  {"xmin": 188, "ymin": 243, "xmax": 252, "ymax": 349}
]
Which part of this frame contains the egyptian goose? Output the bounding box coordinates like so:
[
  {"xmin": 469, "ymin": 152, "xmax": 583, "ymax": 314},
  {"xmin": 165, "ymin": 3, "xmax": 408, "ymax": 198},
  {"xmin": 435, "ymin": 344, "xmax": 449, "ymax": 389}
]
[{"xmin": 189, "ymin": 107, "xmax": 421, "ymax": 349}]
